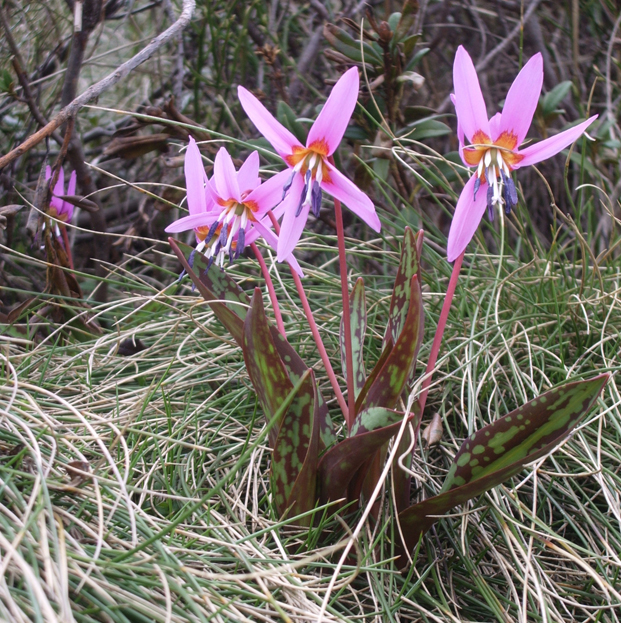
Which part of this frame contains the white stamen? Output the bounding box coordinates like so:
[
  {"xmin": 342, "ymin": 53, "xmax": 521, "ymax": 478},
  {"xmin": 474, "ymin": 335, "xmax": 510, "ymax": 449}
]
[
  {"xmin": 240, "ymin": 210, "xmax": 248, "ymax": 229},
  {"xmin": 315, "ymin": 161, "xmax": 323, "ymax": 184},
  {"xmin": 484, "ymin": 150, "xmax": 492, "ymax": 167}
]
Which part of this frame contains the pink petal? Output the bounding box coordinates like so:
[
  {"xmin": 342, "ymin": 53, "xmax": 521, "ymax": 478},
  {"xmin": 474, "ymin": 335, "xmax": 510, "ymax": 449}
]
[
  {"xmin": 307, "ymin": 67, "xmax": 359, "ymax": 156},
  {"xmin": 322, "ymin": 164, "xmax": 381, "ymax": 232},
  {"xmin": 453, "ymin": 45, "xmax": 490, "ymax": 142},
  {"xmin": 185, "ymin": 137, "xmax": 208, "ymax": 214},
  {"xmin": 489, "ymin": 112, "xmax": 502, "ymax": 141},
  {"xmin": 238, "ymin": 86, "xmax": 302, "ymax": 159},
  {"xmin": 514, "ymin": 115, "xmax": 597, "ymax": 169},
  {"xmin": 452, "ymin": 93, "xmax": 468, "ymax": 166},
  {"xmin": 237, "ymin": 151, "xmax": 261, "ymax": 194},
  {"xmin": 213, "ymin": 147, "xmax": 241, "ymax": 202},
  {"xmin": 447, "ymin": 175, "xmax": 488, "ymax": 262},
  {"xmin": 165, "ymin": 212, "xmax": 216, "ymax": 233},
  {"xmin": 498, "ymin": 53, "xmax": 543, "ymax": 146},
  {"xmin": 66, "ymin": 170, "xmax": 77, "ymax": 196},
  {"xmin": 277, "ymin": 175, "xmax": 308, "ymax": 262},
  {"xmin": 51, "ymin": 168, "xmax": 65, "ymax": 213},
  {"xmin": 63, "ymin": 170, "xmax": 77, "ymax": 221},
  {"xmin": 253, "ymin": 219, "xmax": 304, "ymax": 277},
  {"xmin": 245, "ymin": 169, "xmax": 291, "ymax": 217}
]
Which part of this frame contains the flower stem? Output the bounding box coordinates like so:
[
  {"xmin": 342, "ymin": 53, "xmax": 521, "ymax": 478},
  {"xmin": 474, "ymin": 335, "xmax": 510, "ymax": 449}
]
[
  {"xmin": 417, "ymin": 250, "xmax": 464, "ymax": 415},
  {"xmin": 267, "ymin": 211, "xmax": 349, "ymax": 419},
  {"xmin": 333, "ymin": 196, "xmax": 356, "ymax": 430},
  {"xmin": 250, "ymin": 242, "xmax": 286, "ymax": 337}
]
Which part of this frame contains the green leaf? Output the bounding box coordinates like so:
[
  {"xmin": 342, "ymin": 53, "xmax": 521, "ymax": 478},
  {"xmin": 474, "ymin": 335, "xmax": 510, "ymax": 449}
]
[
  {"xmin": 323, "ymin": 24, "xmax": 383, "ymax": 65},
  {"xmin": 169, "ymin": 238, "xmax": 247, "ymax": 345},
  {"xmin": 318, "ymin": 407, "xmax": 411, "ymax": 505},
  {"xmin": 541, "ymin": 81, "xmax": 573, "ymax": 118},
  {"xmin": 271, "ymin": 371, "xmax": 320, "ymax": 525},
  {"xmin": 242, "ymin": 289, "xmax": 295, "ymax": 448},
  {"xmin": 359, "ymin": 275, "xmax": 423, "ymax": 412},
  {"xmin": 270, "ymin": 328, "xmax": 336, "ymax": 451},
  {"xmin": 404, "ymin": 118, "xmax": 452, "ymax": 140},
  {"xmin": 277, "ymin": 101, "xmax": 308, "ymax": 145},
  {"xmin": 404, "ymin": 46, "xmax": 429, "ymax": 72},
  {"xmin": 340, "ymin": 278, "xmax": 367, "ymax": 401},
  {"xmin": 397, "ymin": 374, "xmax": 609, "ymax": 556}
]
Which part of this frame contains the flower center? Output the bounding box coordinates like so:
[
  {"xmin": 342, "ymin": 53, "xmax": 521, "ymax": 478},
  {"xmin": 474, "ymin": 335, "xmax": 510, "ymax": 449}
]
[
  {"xmin": 463, "ymin": 130, "xmax": 523, "ymax": 219},
  {"xmin": 283, "ymin": 141, "xmax": 332, "ymax": 219},
  {"xmin": 195, "ymin": 199, "xmax": 259, "ymax": 267}
]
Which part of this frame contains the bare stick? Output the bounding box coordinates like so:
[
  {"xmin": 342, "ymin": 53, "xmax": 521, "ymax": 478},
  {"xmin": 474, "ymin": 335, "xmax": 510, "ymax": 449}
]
[{"xmin": 0, "ymin": 0, "xmax": 196, "ymax": 170}]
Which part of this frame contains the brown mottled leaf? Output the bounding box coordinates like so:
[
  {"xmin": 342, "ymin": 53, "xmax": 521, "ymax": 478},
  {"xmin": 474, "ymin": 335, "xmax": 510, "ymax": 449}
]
[
  {"xmin": 319, "ymin": 407, "xmax": 413, "ymax": 505},
  {"xmin": 243, "ymin": 289, "xmax": 295, "ymax": 448},
  {"xmin": 270, "ymin": 328, "xmax": 336, "ymax": 451},
  {"xmin": 169, "ymin": 238, "xmax": 246, "ymax": 345},
  {"xmin": 354, "ymin": 338, "xmax": 393, "ymax": 414},
  {"xmin": 340, "ymin": 277, "xmax": 367, "ymax": 401},
  {"xmin": 358, "ymin": 275, "xmax": 423, "ymax": 412},
  {"xmin": 384, "ymin": 228, "xmax": 423, "ymax": 347},
  {"xmin": 397, "ymin": 374, "xmax": 609, "ymax": 559},
  {"xmin": 271, "ymin": 371, "xmax": 319, "ymax": 524}
]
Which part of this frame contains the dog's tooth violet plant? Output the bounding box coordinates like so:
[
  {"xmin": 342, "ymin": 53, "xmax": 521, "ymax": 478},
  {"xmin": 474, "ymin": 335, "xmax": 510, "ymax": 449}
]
[{"xmin": 168, "ymin": 53, "xmax": 607, "ymax": 564}]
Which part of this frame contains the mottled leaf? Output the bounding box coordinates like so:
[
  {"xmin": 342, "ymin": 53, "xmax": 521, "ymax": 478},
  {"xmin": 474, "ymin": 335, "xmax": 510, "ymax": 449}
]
[
  {"xmin": 384, "ymin": 228, "xmax": 423, "ymax": 347},
  {"xmin": 242, "ymin": 289, "xmax": 294, "ymax": 448},
  {"xmin": 398, "ymin": 374, "xmax": 609, "ymax": 557},
  {"xmin": 271, "ymin": 328, "xmax": 336, "ymax": 450},
  {"xmin": 169, "ymin": 238, "xmax": 246, "ymax": 345},
  {"xmin": 359, "ymin": 275, "xmax": 423, "ymax": 412},
  {"xmin": 319, "ymin": 407, "xmax": 412, "ymax": 504},
  {"xmin": 354, "ymin": 338, "xmax": 393, "ymax": 414},
  {"xmin": 340, "ymin": 278, "xmax": 367, "ymax": 401},
  {"xmin": 272, "ymin": 372, "xmax": 319, "ymax": 525}
]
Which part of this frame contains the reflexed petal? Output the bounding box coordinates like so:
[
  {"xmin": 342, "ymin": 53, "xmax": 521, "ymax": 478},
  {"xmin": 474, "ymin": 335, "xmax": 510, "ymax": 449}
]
[
  {"xmin": 64, "ymin": 170, "xmax": 77, "ymax": 221},
  {"xmin": 185, "ymin": 136, "xmax": 208, "ymax": 214},
  {"xmin": 245, "ymin": 169, "xmax": 291, "ymax": 217},
  {"xmin": 253, "ymin": 219, "xmax": 304, "ymax": 277},
  {"xmin": 452, "ymin": 93, "xmax": 468, "ymax": 166},
  {"xmin": 499, "ymin": 53, "xmax": 543, "ymax": 145},
  {"xmin": 165, "ymin": 212, "xmax": 216, "ymax": 233},
  {"xmin": 515, "ymin": 115, "xmax": 597, "ymax": 168},
  {"xmin": 307, "ymin": 66, "xmax": 359, "ymax": 155},
  {"xmin": 447, "ymin": 175, "xmax": 488, "ymax": 262},
  {"xmin": 277, "ymin": 175, "xmax": 307, "ymax": 262},
  {"xmin": 237, "ymin": 150, "xmax": 261, "ymax": 193},
  {"xmin": 213, "ymin": 147, "xmax": 241, "ymax": 202},
  {"xmin": 488, "ymin": 112, "xmax": 502, "ymax": 141},
  {"xmin": 453, "ymin": 45, "xmax": 490, "ymax": 142},
  {"xmin": 322, "ymin": 164, "xmax": 381, "ymax": 232},
  {"xmin": 238, "ymin": 86, "xmax": 302, "ymax": 158}
]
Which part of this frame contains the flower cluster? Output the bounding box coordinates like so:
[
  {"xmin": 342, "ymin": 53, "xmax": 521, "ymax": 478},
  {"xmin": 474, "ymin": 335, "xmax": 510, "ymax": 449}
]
[{"xmin": 167, "ymin": 67, "xmax": 381, "ymax": 272}]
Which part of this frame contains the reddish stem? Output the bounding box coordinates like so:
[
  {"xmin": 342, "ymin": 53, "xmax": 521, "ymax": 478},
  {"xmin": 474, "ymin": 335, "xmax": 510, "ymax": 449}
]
[
  {"xmin": 268, "ymin": 211, "xmax": 348, "ymax": 419},
  {"xmin": 333, "ymin": 197, "xmax": 356, "ymax": 430},
  {"xmin": 250, "ymin": 242, "xmax": 286, "ymax": 337},
  {"xmin": 417, "ymin": 250, "xmax": 464, "ymax": 415},
  {"xmin": 60, "ymin": 224, "xmax": 74, "ymax": 271}
]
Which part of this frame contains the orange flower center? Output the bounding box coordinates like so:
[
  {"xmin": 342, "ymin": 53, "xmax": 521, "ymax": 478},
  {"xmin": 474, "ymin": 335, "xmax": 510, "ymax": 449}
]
[
  {"xmin": 463, "ymin": 130, "xmax": 524, "ymax": 171},
  {"xmin": 285, "ymin": 140, "xmax": 332, "ymax": 183}
]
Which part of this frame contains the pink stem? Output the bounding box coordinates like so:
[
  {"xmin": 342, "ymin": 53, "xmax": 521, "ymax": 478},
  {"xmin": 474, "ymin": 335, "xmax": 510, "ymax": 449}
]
[
  {"xmin": 60, "ymin": 224, "xmax": 74, "ymax": 271},
  {"xmin": 417, "ymin": 250, "xmax": 464, "ymax": 415},
  {"xmin": 268, "ymin": 210, "xmax": 348, "ymax": 419},
  {"xmin": 333, "ymin": 197, "xmax": 356, "ymax": 430},
  {"xmin": 250, "ymin": 242, "xmax": 286, "ymax": 337}
]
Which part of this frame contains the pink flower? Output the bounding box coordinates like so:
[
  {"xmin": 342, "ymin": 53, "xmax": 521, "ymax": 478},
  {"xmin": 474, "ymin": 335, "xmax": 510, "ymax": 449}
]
[
  {"xmin": 166, "ymin": 137, "xmax": 302, "ymax": 274},
  {"xmin": 448, "ymin": 45, "xmax": 597, "ymax": 262},
  {"xmin": 45, "ymin": 166, "xmax": 77, "ymax": 222},
  {"xmin": 238, "ymin": 67, "xmax": 381, "ymax": 262}
]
